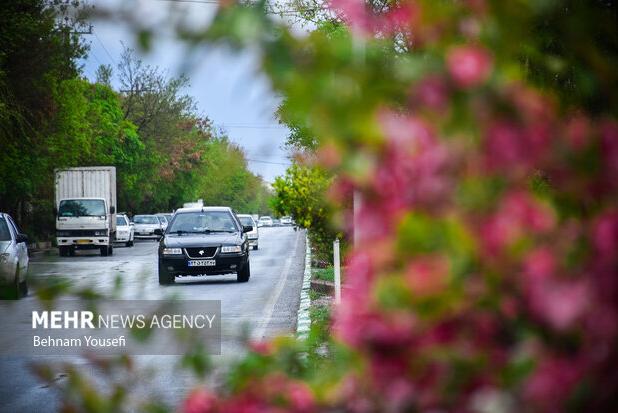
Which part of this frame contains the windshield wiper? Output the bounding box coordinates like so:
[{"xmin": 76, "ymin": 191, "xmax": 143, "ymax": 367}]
[{"xmin": 172, "ymin": 230, "xmax": 203, "ymax": 235}]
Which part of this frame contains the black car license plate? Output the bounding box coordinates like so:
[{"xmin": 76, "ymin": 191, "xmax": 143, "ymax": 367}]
[{"xmin": 188, "ymin": 259, "xmax": 216, "ymax": 267}]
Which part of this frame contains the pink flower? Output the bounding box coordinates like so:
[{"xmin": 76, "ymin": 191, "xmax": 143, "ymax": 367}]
[
  {"xmin": 329, "ymin": 0, "xmax": 370, "ymax": 34},
  {"xmin": 287, "ymin": 382, "xmax": 315, "ymax": 412},
  {"xmin": 601, "ymin": 120, "xmax": 618, "ymax": 189},
  {"xmin": 446, "ymin": 45, "xmax": 493, "ymax": 88},
  {"xmin": 523, "ymin": 248, "xmax": 589, "ymax": 331},
  {"xmin": 405, "ymin": 256, "xmax": 449, "ymax": 296},
  {"xmin": 249, "ymin": 340, "xmax": 273, "ymax": 356},
  {"xmin": 413, "ymin": 75, "xmax": 450, "ymax": 112},
  {"xmin": 592, "ymin": 212, "xmax": 618, "ymax": 258},
  {"xmin": 523, "ymin": 248, "xmax": 556, "ymax": 283},
  {"xmin": 183, "ymin": 389, "xmax": 218, "ymax": 413},
  {"xmin": 524, "ymin": 357, "xmax": 583, "ymax": 411}
]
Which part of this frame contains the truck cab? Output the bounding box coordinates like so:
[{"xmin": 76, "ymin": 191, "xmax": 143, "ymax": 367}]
[{"xmin": 56, "ymin": 197, "xmax": 116, "ymax": 256}]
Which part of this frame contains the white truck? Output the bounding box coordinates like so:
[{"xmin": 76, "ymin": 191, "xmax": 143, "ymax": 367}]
[{"xmin": 55, "ymin": 167, "xmax": 117, "ymax": 257}]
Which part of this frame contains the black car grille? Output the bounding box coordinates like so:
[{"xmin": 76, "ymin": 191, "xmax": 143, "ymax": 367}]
[
  {"xmin": 185, "ymin": 247, "xmax": 218, "ymax": 259},
  {"xmin": 57, "ymin": 229, "xmax": 103, "ymax": 237}
]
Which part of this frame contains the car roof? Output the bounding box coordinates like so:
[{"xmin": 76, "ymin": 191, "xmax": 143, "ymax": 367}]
[
  {"xmin": 174, "ymin": 206, "xmax": 233, "ymax": 214},
  {"xmin": 236, "ymin": 214, "xmax": 253, "ymax": 218},
  {"xmin": 134, "ymin": 214, "xmax": 157, "ymax": 217}
]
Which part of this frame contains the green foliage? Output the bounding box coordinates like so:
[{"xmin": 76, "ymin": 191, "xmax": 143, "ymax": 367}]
[
  {"xmin": 312, "ymin": 267, "xmax": 334, "ymax": 282},
  {"xmin": 0, "ymin": 11, "xmax": 272, "ymax": 240},
  {"xmin": 272, "ymin": 163, "xmax": 336, "ymax": 261}
]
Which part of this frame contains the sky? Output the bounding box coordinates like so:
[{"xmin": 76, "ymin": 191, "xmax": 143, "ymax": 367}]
[{"xmin": 81, "ymin": 0, "xmax": 296, "ymax": 184}]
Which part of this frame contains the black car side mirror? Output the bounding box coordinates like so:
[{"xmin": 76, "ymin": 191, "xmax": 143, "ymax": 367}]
[
  {"xmin": 242, "ymin": 225, "xmax": 253, "ymax": 233},
  {"xmin": 16, "ymin": 233, "xmax": 28, "ymax": 244},
  {"xmin": 110, "ymin": 206, "xmax": 116, "ymax": 214},
  {"xmin": 154, "ymin": 228, "xmax": 163, "ymax": 236}
]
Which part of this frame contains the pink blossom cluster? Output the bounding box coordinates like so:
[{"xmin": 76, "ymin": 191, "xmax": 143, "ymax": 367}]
[{"xmin": 183, "ymin": 1, "xmax": 617, "ymax": 411}]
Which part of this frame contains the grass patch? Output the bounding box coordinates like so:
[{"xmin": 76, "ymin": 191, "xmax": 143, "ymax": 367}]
[{"xmin": 313, "ymin": 266, "xmax": 334, "ymax": 282}]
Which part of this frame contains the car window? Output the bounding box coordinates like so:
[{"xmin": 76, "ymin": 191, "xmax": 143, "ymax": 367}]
[
  {"xmin": 168, "ymin": 211, "xmax": 238, "ymax": 233},
  {"xmin": 116, "ymin": 216, "xmax": 128, "ymax": 226},
  {"xmin": 238, "ymin": 216, "xmax": 254, "ymax": 226},
  {"xmin": 6, "ymin": 215, "xmax": 20, "ymax": 235},
  {"xmin": 134, "ymin": 216, "xmax": 159, "ymax": 224},
  {"xmin": 157, "ymin": 216, "xmax": 167, "ymax": 224},
  {"xmin": 0, "ymin": 217, "xmax": 12, "ymax": 241},
  {"xmin": 59, "ymin": 199, "xmax": 106, "ymax": 217}
]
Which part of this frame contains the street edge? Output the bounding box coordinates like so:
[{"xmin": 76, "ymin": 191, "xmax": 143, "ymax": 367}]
[{"xmin": 296, "ymin": 232, "xmax": 311, "ymax": 339}]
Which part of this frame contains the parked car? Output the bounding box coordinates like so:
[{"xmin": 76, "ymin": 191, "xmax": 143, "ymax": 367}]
[
  {"xmin": 0, "ymin": 213, "xmax": 29, "ymax": 299},
  {"xmin": 280, "ymin": 216, "xmax": 292, "ymax": 225},
  {"xmin": 258, "ymin": 216, "xmax": 273, "ymax": 227},
  {"xmin": 114, "ymin": 214, "xmax": 134, "ymax": 247},
  {"xmin": 157, "ymin": 207, "xmax": 253, "ymax": 284},
  {"xmin": 273, "ymin": 218, "xmax": 281, "ymax": 226},
  {"xmin": 133, "ymin": 215, "xmax": 163, "ymax": 239},
  {"xmin": 156, "ymin": 214, "xmax": 169, "ymax": 231},
  {"xmin": 237, "ymin": 214, "xmax": 259, "ymax": 250}
]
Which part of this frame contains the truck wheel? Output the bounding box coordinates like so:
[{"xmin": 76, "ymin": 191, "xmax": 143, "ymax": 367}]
[
  {"xmin": 108, "ymin": 245, "xmax": 113, "ymax": 256},
  {"xmin": 237, "ymin": 260, "xmax": 250, "ymax": 283},
  {"xmin": 100, "ymin": 246, "xmax": 109, "ymax": 257},
  {"xmin": 59, "ymin": 246, "xmax": 68, "ymax": 257},
  {"xmin": 158, "ymin": 264, "xmax": 174, "ymax": 285},
  {"xmin": 69, "ymin": 246, "xmax": 76, "ymax": 256},
  {"xmin": 126, "ymin": 240, "xmax": 134, "ymax": 247},
  {"xmin": 252, "ymin": 245, "xmax": 258, "ymax": 251}
]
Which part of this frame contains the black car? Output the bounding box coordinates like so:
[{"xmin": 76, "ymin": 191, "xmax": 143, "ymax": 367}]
[{"xmin": 157, "ymin": 207, "xmax": 253, "ymax": 284}]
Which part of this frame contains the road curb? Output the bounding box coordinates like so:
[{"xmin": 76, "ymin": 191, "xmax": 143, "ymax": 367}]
[{"xmin": 296, "ymin": 233, "xmax": 311, "ymax": 339}]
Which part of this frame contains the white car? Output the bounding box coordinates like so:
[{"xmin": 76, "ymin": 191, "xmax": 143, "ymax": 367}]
[
  {"xmin": 237, "ymin": 214, "xmax": 259, "ymax": 250},
  {"xmin": 133, "ymin": 215, "xmax": 163, "ymax": 239},
  {"xmin": 281, "ymin": 216, "xmax": 292, "ymax": 225},
  {"xmin": 258, "ymin": 216, "xmax": 273, "ymax": 227},
  {"xmin": 156, "ymin": 214, "xmax": 169, "ymax": 231},
  {"xmin": 114, "ymin": 214, "xmax": 134, "ymax": 247},
  {"xmin": 0, "ymin": 212, "xmax": 29, "ymax": 299}
]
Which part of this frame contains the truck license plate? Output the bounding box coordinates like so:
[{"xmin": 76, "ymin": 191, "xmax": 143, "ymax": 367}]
[
  {"xmin": 77, "ymin": 239, "xmax": 90, "ymax": 244},
  {"xmin": 188, "ymin": 259, "xmax": 216, "ymax": 267}
]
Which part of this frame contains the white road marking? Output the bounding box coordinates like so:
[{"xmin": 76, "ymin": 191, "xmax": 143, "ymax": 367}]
[{"xmin": 251, "ymin": 230, "xmax": 300, "ymax": 341}]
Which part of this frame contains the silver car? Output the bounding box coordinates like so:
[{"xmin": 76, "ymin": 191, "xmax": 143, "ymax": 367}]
[
  {"xmin": 132, "ymin": 215, "xmax": 163, "ymax": 239},
  {"xmin": 237, "ymin": 214, "xmax": 259, "ymax": 250},
  {"xmin": 0, "ymin": 213, "xmax": 29, "ymax": 299}
]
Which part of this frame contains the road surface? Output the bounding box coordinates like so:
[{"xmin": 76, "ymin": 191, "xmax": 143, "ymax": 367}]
[{"xmin": 0, "ymin": 226, "xmax": 306, "ymax": 412}]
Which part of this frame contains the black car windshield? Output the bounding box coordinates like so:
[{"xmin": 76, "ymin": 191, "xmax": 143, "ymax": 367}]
[
  {"xmin": 134, "ymin": 216, "xmax": 159, "ymax": 224},
  {"xmin": 238, "ymin": 216, "xmax": 254, "ymax": 226},
  {"xmin": 0, "ymin": 218, "xmax": 11, "ymax": 241},
  {"xmin": 58, "ymin": 199, "xmax": 105, "ymax": 217},
  {"xmin": 169, "ymin": 211, "xmax": 238, "ymax": 233}
]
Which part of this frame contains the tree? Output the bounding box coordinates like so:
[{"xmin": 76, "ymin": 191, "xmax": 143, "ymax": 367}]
[{"xmin": 0, "ymin": 0, "xmax": 88, "ymax": 235}]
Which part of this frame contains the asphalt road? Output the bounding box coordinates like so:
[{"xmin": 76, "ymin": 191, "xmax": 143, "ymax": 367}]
[{"xmin": 0, "ymin": 226, "xmax": 306, "ymax": 412}]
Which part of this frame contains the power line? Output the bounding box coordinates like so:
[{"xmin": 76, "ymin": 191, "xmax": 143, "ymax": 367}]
[
  {"xmin": 93, "ymin": 30, "xmax": 116, "ymax": 66},
  {"xmin": 246, "ymin": 158, "xmax": 292, "ymax": 165},
  {"xmin": 220, "ymin": 124, "xmax": 287, "ymax": 129}
]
